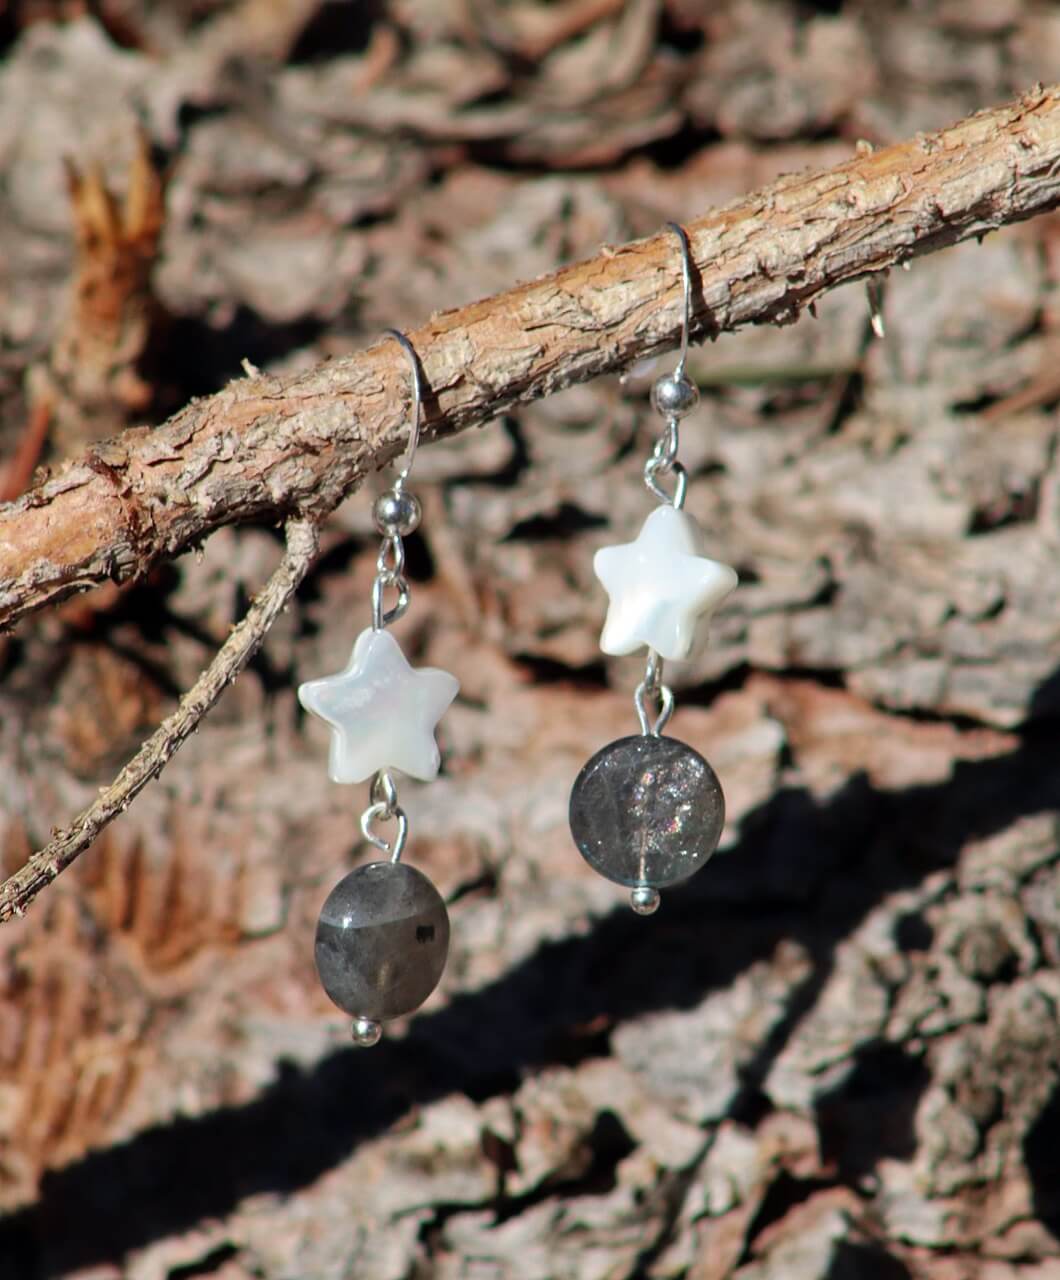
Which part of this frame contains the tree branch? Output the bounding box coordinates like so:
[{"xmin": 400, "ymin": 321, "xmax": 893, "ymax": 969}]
[
  {"xmin": 0, "ymin": 517, "xmax": 320, "ymax": 923},
  {"xmin": 2, "ymin": 86, "xmax": 1059, "ymax": 633},
  {"xmin": 3, "ymin": 86, "xmax": 1060, "ymax": 921}
]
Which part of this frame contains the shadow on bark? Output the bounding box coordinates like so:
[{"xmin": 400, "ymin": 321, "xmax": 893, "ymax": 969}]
[
  {"xmin": 1023, "ymin": 1078, "xmax": 1060, "ymax": 1242},
  {"xmin": 814, "ymin": 1043, "xmax": 930, "ymax": 1184},
  {"xmin": 163, "ymin": 309, "xmax": 328, "ymax": 406},
  {"xmin": 5, "ymin": 669, "xmax": 1060, "ymax": 1276},
  {"xmin": 824, "ymin": 1239, "xmax": 914, "ymax": 1280}
]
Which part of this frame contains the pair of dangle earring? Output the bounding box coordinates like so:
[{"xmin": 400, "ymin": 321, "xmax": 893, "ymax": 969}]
[
  {"xmin": 299, "ymin": 226, "xmax": 734, "ymax": 1045},
  {"xmin": 298, "ymin": 331, "xmax": 458, "ymax": 1047},
  {"xmin": 569, "ymin": 223, "xmax": 739, "ymax": 914}
]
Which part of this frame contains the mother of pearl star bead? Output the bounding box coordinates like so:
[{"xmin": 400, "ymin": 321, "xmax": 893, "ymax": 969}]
[
  {"xmin": 298, "ymin": 628, "xmax": 459, "ymax": 784},
  {"xmin": 594, "ymin": 504, "xmax": 738, "ymax": 661}
]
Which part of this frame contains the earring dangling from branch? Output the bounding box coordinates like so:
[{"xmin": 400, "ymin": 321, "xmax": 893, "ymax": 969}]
[
  {"xmin": 298, "ymin": 330, "xmax": 458, "ymax": 1046},
  {"xmin": 569, "ymin": 222, "xmax": 738, "ymax": 915}
]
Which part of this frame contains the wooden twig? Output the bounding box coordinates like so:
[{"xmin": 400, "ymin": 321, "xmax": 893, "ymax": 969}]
[
  {"xmin": 1, "ymin": 86, "xmax": 1058, "ymax": 634},
  {"xmin": 0, "ymin": 517, "xmax": 319, "ymax": 923}
]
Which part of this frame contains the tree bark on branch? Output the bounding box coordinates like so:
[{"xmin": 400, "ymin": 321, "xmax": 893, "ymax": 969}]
[{"xmin": 2, "ymin": 85, "xmax": 1059, "ymax": 634}]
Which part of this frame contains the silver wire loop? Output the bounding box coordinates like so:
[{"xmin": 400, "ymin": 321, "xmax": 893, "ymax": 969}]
[
  {"xmin": 371, "ymin": 570, "xmax": 410, "ymax": 631},
  {"xmin": 634, "ymin": 649, "xmax": 675, "ymax": 736},
  {"xmin": 370, "ymin": 535, "xmax": 409, "ymax": 629},
  {"xmin": 360, "ymin": 800, "xmax": 409, "ymax": 863},
  {"xmin": 652, "ymin": 419, "xmax": 680, "ymax": 471},
  {"xmin": 363, "ymin": 769, "xmax": 407, "ymax": 862},
  {"xmin": 376, "ymin": 535, "xmax": 406, "ymax": 579},
  {"xmin": 664, "ymin": 220, "xmax": 693, "ymax": 381},
  {"xmin": 644, "ymin": 455, "xmax": 687, "ymax": 509},
  {"xmin": 634, "ymin": 679, "xmax": 675, "ymax": 737},
  {"xmin": 370, "ymin": 769, "xmax": 399, "ymax": 815},
  {"xmin": 644, "ymin": 648, "xmax": 664, "ymax": 695},
  {"xmin": 383, "ymin": 328, "xmax": 424, "ymax": 486}
]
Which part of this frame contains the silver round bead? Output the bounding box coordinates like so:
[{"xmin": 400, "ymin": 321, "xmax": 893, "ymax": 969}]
[
  {"xmin": 651, "ymin": 373, "xmax": 700, "ymax": 419},
  {"xmin": 630, "ymin": 886, "xmax": 661, "ymax": 915},
  {"xmin": 373, "ymin": 488, "xmax": 421, "ymax": 537},
  {"xmin": 351, "ymin": 1016, "xmax": 383, "ymax": 1047}
]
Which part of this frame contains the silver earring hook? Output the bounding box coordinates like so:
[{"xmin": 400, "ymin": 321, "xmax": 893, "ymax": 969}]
[
  {"xmin": 664, "ymin": 221, "xmax": 693, "ymax": 381},
  {"xmin": 383, "ymin": 328, "xmax": 424, "ymax": 489}
]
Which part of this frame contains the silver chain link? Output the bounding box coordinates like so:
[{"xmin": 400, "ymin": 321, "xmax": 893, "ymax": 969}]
[
  {"xmin": 644, "ymin": 423, "xmax": 688, "ymax": 509},
  {"xmin": 370, "ymin": 520, "xmax": 411, "ymax": 632}
]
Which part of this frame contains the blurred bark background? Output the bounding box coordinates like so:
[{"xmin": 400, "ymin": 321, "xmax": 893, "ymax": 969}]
[{"xmin": 2, "ymin": 3, "xmax": 1060, "ymax": 1278}]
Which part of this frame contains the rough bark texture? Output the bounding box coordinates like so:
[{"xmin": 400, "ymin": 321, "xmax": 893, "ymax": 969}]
[
  {"xmin": 1, "ymin": 85, "xmax": 1059, "ymax": 633},
  {"xmin": 4, "ymin": 6, "xmax": 1060, "ymax": 1280}
]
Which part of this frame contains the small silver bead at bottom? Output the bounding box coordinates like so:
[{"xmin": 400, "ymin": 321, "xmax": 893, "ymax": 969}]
[
  {"xmin": 630, "ymin": 886, "xmax": 661, "ymax": 915},
  {"xmin": 351, "ymin": 1017, "xmax": 383, "ymax": 1048}
]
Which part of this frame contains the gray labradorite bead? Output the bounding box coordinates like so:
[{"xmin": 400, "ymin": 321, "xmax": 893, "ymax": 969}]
[
  {"xmin": 569, "ymin": 735, "xmax": 725, "ymax": 889},
  {"xmin": 315, "ymin": 861, "xmax": 449, "ymax": 1021}
]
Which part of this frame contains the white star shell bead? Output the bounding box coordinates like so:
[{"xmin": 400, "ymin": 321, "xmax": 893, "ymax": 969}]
[
  {"xmin": 298, "ymin": 628, "xmax": 459, "ymax": 784},
  {"xmin": 594, "ymin": 504, "xmax": 738, "ymax": 661}
]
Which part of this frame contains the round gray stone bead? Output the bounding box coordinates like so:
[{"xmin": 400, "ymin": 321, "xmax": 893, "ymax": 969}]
[
  {"xmin": 373, "ymin": 488, "xmax": 422, "ymax": 537},
  {"xmin": 315, "ymin": 861, "xmax": 449, "ymax": 1021},
  {"xmin": 651, "ymin": 373, "xmax": 700, "ymax": 419},
  {"xmin": 569, "ymin": 734, "xmax": 725, "ymax": 889}
]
